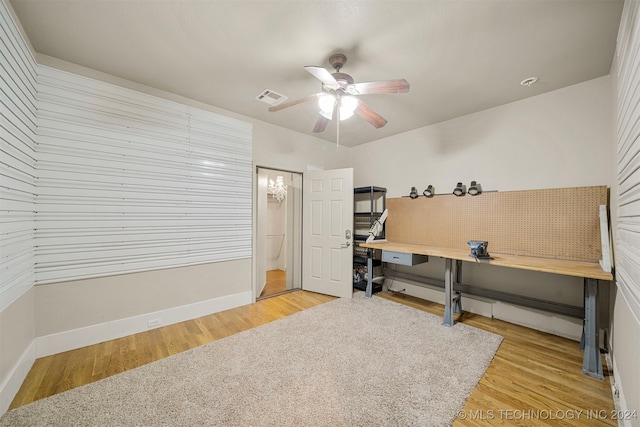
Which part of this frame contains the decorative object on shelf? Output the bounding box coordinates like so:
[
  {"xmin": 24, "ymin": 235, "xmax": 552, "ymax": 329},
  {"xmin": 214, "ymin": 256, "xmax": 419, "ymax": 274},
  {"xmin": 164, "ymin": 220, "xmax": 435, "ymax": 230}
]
[
  {"xmin": 268, "ymin": 176, "xmax": 287, "ymax": 202},
  {"xmin": 423, "ymin": 185, "xmax": 435, "ymax": 197},
  {"xmin": 409, "ymin": 187, "xmax": 419, "ymax": 199},
  {"xmin": 468, "ymin": 181, "xmax": 482, "ymax": 196},
  {"xmin": 453, "ymin": 182, "xmax": 466, "ymax": 196}
]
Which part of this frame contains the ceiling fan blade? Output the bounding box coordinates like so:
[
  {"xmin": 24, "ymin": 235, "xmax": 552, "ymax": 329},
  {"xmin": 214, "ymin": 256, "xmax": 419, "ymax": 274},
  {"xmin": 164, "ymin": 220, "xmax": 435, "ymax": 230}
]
[
  {"xmin": 347, "ymin": 79, "xmax": 410, "ymax": 95},
  {"xmin": 304, "ymin": 66, "xmax": 340, "ymax": 90},
  {"xmin": 268, "ymin": 93, "xmax": 322, "ymax": 112},
  {"xmin": 355, "ymin": 101, "xmax": 387, "ymax": 129},
  {"xmin": 313, "ymin": 115, "xmax": 330, "ymax": 133}
]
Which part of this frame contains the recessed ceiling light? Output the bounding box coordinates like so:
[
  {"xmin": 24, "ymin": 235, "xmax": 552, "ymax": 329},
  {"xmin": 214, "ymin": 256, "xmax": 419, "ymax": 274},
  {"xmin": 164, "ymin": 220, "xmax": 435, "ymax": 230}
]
[{"xmin": 520, "ymin": 77, "xmax": 539, "ymax": 87}]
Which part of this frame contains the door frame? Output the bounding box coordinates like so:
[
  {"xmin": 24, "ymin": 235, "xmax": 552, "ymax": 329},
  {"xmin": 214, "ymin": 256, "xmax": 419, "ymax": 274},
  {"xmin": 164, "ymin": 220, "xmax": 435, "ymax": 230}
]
[{"xmin": 253, "ymin": 166, "xmax": 303, "ymax": 302}]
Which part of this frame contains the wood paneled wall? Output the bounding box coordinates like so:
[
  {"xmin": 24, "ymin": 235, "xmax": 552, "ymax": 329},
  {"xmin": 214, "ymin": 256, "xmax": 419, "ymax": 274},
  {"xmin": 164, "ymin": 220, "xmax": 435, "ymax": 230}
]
[
  {"xmin": 0, "ymin": 4, "xmax": 38, "ymax": 310},
  {"xmin": 35, "ymin": 67, "xmax": 253, "ymax": 284},
  {"xmin": 614, "ymin": 0, "xmax": 640, "ymax": 322}
]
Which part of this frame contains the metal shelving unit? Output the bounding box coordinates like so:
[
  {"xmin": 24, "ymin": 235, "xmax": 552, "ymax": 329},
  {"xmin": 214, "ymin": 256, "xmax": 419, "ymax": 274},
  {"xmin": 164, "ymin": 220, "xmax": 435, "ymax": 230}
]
[{"xmin": 353, "ymin": 186, "xmax": 386, "ymax": 295}]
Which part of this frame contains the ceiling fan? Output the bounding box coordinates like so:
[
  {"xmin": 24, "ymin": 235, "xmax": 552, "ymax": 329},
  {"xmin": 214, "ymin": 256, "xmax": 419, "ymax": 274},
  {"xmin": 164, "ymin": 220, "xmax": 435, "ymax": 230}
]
[{"xmin": 268, "ymin": 53, "xmax": 410, "ymax": 134}]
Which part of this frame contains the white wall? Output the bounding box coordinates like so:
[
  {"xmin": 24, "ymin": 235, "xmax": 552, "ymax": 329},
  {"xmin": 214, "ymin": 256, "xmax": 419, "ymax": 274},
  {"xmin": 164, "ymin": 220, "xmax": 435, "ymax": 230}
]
[
  {"xmin": 34, "ymin": 261, "xmax": 250, "ymax": 337},
  {"xmin": 0, "ymin": 0, "xmax": 37, "ymax": 413},
  {"xmin": 350, "ymin": 76, "xmax": 613, "ymax": 340},
  {"xmin": 351, "ymin": 76, "xmax": 611, "ymax": 197},
  {"xmin": 33, "ymin": 260, "xmax": 252, "ymax": 358},
  {"xmin": 0, "ymin": 288, "xmax": 35, "ymax": 413}
]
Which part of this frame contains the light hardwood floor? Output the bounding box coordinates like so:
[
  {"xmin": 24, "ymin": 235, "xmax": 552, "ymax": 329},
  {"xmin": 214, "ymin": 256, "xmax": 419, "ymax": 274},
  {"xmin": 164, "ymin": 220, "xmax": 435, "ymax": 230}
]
[
  {"xmin": 10, "ymin": 291, "xmax": 617, "ymax": 426},
  {"xmin": 259, "ymin": 269, "xmax": 288, "ymax": 298}
]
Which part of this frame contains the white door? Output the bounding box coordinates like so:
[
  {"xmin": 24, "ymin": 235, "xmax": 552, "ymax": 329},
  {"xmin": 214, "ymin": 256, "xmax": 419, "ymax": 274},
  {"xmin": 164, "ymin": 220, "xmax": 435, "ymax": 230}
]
[{"xmin": 302, "ymin": 168, "xmax": 353, "ymax": 298}]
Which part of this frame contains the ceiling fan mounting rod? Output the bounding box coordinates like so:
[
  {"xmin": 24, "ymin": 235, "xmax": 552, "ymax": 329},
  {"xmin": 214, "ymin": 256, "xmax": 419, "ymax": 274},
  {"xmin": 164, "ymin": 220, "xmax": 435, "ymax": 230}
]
[{"xmin": 329, "ymin": 53, "xmax": 347, "ymax": 72}]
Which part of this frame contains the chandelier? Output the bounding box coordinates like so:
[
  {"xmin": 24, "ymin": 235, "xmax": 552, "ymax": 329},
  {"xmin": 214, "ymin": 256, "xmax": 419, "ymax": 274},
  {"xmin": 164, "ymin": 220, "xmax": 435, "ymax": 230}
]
[{"xmin": 268, "ymin": 176, "xmax": 287, "ymax": 202}]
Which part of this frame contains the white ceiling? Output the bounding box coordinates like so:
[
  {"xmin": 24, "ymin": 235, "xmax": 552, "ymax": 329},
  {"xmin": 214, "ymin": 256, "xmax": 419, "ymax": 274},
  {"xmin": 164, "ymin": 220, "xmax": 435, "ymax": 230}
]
[{"xmin": 9, "ymin": 0, "xmax": 624, "ymax": 147}]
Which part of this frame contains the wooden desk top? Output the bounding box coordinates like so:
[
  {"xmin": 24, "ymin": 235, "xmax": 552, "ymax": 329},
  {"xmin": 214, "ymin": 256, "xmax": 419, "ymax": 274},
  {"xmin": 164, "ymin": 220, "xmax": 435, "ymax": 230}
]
[{"xmin": 359, "ymin": 241, "xmax": 613, "ymax": 281}]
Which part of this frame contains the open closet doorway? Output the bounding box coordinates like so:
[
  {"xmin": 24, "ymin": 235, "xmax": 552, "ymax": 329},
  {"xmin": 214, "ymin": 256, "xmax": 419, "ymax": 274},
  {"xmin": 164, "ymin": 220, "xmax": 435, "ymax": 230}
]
[{"xmin": 256, "ymin": 167, "xmax": 302, "ymax": 299}]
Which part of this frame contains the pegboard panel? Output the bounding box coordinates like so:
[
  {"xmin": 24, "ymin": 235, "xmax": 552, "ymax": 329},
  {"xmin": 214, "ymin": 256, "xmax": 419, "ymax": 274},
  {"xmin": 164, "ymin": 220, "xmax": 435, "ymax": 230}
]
[{"xmin": 386, "ymin": 186, "xmax": 608, "ymax": 262}]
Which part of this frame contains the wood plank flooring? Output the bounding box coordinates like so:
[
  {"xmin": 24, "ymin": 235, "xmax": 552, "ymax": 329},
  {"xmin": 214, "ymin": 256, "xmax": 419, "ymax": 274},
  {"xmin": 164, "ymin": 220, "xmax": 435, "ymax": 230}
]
[
  {"xmin": 9, "ymin": 290, "xmax": 333, "ymax": 411},
  {"xmin": 376, "ymin": 292, "xmax": 617, "ymax": 427},
  {"xmin": 10, "ymin": 291, "xmax": 617, "ymax": 426},
  {"xmin": 259, "ymin": 269, "xmax": 288, "ymax": 298}
]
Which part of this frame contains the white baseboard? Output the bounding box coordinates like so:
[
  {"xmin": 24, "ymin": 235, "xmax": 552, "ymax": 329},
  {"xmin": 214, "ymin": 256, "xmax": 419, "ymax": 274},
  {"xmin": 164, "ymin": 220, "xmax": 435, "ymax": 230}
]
[
  {"xmin": 0, "ymin": 340, "xmax": 36, "ymax": 415},
  {"xmin": 36, "ymin": 291, "xmax": 252, "ymax": 358},
  {"xmin": 610, "ymin": 356, "xmax": 634, "ymax": 427}
]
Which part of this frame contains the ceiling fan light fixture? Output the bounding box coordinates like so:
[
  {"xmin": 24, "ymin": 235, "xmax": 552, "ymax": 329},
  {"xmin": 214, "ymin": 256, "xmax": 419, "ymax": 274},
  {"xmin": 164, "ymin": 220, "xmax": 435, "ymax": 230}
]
[
  {"xmin": 319, "ymin": 109, "xmax": 333, "ymax": 120},
  {"xmin": 341, "ymin": 95, "xmax": 358, "ymax": 112},
  {"xmin": 318, "ymin": 94, "xmax": 336, "ymax": 114},
  {"xmin": 339, "ymin": 96, "xmax": 358, "ymax": 120},
  {"xmin": 339, "ymin": 108, "xmax": 354, "ymax": 120}
]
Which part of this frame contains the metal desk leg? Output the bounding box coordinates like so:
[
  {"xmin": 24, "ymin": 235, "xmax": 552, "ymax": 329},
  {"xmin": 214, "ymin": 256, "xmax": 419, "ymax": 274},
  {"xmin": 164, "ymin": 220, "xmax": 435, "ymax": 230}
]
[
  {"xmin": 582, "ymin": 278, "xmax": 604, "ymax": 380},
  {"xmin": 453, "ymin": 260, "xmax": 463, "ymax": 315},
  {"xmin": 365, "ymin": 249, "xmax": 373, "ymax": 298},
  {"xmin": 443, "ymin": 258, "xmax": 455, "ymax": 326}
]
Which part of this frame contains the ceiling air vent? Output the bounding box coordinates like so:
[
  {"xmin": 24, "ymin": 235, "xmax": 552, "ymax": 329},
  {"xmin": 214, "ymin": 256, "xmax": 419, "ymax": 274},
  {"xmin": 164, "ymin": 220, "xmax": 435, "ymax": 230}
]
[{"xmin": 255, "ymin": 89, "xmax": 288, "ymax": 106}]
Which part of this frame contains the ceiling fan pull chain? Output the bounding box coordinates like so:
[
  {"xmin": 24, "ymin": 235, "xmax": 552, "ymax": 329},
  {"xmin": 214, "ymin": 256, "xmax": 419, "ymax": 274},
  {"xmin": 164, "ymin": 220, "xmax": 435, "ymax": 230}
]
[{"xmin": 337, "ymin": 108, "xmax": 340, "ymax": 148}]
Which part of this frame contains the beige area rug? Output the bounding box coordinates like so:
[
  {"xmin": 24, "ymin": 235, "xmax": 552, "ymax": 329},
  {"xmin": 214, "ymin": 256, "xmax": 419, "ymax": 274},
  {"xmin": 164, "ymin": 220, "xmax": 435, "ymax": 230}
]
[{"xmin": 1, "ymin": 294, "xmax": 503, "ymax": 427}]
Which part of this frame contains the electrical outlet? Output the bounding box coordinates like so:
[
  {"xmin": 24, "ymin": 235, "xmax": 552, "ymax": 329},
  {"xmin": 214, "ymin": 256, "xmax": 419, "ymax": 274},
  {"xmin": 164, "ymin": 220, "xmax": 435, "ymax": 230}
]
[{"xmin": 147, "ymin": 318, "xmax": 161, "ymax": 328}]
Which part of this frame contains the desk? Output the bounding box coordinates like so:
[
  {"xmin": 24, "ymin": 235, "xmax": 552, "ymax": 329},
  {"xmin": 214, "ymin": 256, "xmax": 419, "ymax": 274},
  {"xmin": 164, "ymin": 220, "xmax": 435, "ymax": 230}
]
[{"xmin": 360, "ymin": 240, "xmax": 613, "ymax": 380}]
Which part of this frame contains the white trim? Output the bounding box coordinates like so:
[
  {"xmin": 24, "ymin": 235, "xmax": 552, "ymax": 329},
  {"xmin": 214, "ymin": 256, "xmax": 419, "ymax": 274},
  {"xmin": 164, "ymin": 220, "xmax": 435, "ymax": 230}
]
[
  {"xmin": 611, "ymin": 357, "xmax": 633, "ymax": 427},
  {"xmin": 0, "ymin": 340, "xmax": 36, "ymax": 416},
  {"xmin": 35, "ymin": 291, "xmax": 252, "ymax": 358}
]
